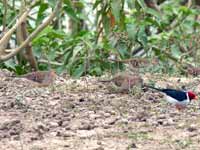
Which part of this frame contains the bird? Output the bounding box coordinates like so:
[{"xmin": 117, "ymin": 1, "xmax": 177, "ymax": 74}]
[
  {"xmin": 20, "ymin": 70, "xmax": 56, "ymax": 87},
  {"xmin": 145, "ymin": 85, "xmax": 198, "ymax": 110},
  {"xmin": 99, "ymin": 73, "xmax": 143, "ymax": 93},
  {"xmin": 187, "ymin": 65, "xmax": 200, "ymax": 76}
]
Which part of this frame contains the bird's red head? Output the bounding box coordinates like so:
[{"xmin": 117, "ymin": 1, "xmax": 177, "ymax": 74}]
[{"xmin": 188, "ymin": 91, "xmax": 198, "ymax": 100}]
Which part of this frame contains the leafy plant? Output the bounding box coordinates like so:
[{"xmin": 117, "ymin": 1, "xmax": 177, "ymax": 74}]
[{"xmin": 0, "ymin": 0, "xmax": 200, "ymax": 76}]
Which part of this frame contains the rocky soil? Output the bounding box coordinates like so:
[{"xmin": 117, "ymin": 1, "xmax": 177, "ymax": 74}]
[{"xmin": 1, "ymin": 70, "xmax": 200, "ymax": 150}]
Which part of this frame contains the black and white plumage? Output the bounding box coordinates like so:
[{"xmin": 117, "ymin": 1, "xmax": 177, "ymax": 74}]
[{"xmin": 146, "ymin": 85, "xmax": 198, "ymax": 109}]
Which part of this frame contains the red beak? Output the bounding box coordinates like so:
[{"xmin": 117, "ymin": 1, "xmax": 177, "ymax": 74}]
[{"xmin": 194, "ymin": 96, "xmax": 198, "ymax": 100}]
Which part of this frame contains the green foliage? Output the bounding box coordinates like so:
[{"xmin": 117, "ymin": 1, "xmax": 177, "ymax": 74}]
[
  {"xmin": 36, "ymin": 2, "xmax": 49, "ymax": 25},
  {"xmin": 32, "ymin": 27, "xmax": 118, "ymax": 77},
  {"xmin": 0, "ymin": 0, "xmax": 200, "ymax": 76}
]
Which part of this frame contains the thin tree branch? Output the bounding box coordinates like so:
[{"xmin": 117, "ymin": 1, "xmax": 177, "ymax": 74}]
[
  {"xmin": 21, "ymin": 21, "xmax": 38, "ymax": 70},
  {"xmin": 38, "ymin": 59, "xmax": 63, "ymax": 66},
  {"xmin": 0, "ymin": 0, "xmax": 63, "ymax": 62},
  {"xmin": 16, "ymin": 2, "xmax": 26, "ymax": 65},
  {"xmin": 0, "ymin": 9, "xmax": 30, "ymax": 52}
]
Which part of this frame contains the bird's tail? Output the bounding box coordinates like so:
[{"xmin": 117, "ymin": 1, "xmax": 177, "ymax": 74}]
[{"xmin": 143, "ymin": 84, "xmax": 163, "ymax": 91}]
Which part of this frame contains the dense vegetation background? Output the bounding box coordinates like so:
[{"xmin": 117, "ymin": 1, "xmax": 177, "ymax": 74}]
[{"xmin": 0, "ymin": 0, "xmax": 200, "ymax": 77}]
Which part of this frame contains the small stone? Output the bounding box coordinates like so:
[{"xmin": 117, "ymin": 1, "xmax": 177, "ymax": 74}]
[
  {"xmin": 30, "ymin": 135, "xmax": 39, "ymax": 141},
  {"xmin": 157, "ymin": 115, "xmax": 166, "ymax": 119},
  {"xmin": 106, "ymin": 118, "xmax": 118, "ymax": 125},
  {"xmin": 12, "ymin": 135, "xmax": 20, "ymax": 140},
  {"xmin": 187, "ymin": 124, "xmax": 197, "ymax": 132},
  {"xmin": 88, "ymin": 111, "xmax": 94, "ymax": 115},
  {"xmin": 36, "ymin": 122, "xmax": 45, "ymax": 130},
  {"xmin": 109, "ymin": 110, "xmax": 116, "ymax": 115},
  {"xmin": 148, "ymin": 96, "xmax": 154, "ymax": 101},
  {"xmin": 123, "ymin": 130, "xmax": 129, "ymax": 133},
  {"xmin": 79, "ymin": 98, "xmax": 85, "ymax": 102},
  {"xmin": 93, "ymin": 146, "xmax": 104, "ymax": 150},
  {"xmin": 56, "ymin": 131, "xmax": 61, "ymax": 136},
  {"xmin": 97, "ymin": 141, "xmax": 102, "ymax": 145},
  {"xmin": 52, "ymin": 113, "xmax": 57, "ymax": 117},
  {"xmin": 79, "ymin": 123, "xmax": 95, "ymax": 130},
  {"xmin": 56, "ymin": 129, "xmax": 75, "ymax": 137},
  {"xmin": 50, "ymin": 131, "xmax": 57, "ymax": 136},
  {"xmin": 57, "ymin": 120, "xmax": 63, "ymax": 126},
  {"xmin": 49, "ymin": 122, "xmax": 58, "ymax": 128},
  {"xmin": 103, "ymin": 125, "xmax": 111, "ymax": 129},
  {"xmin": 136, "ymin": 112, "xmax": 148, "ymax": 121},
  {"xmin": 10, "ymin": 102, "xmax": 15, "ymax": 108},
  {"xmin": 78, "ymin": 130, "xmax": 96, "ymax": 138},
  {"xmin": 120, "ymin": 118, "xmax": 128, "ymax": 124},
  {"xmin": 178, "ymin": 122, "xmax": 185, "ymax": 128},
  {"xmin": 65, "ymin": 126, "xmax": 71, "ymax": 130},
  {"xmin": 64, "ymin": 144, "xmax": 70, "ymax": 147},
  {"xmin": 157, "ymin": 120, "xmax": 163, "ymax": 125},
  {"xmin": 9, "ymin": 129, "xmax": 19, "ymax": 136},
  {"xmin": 104, "ymin": 113, "xmax": 111, "ymax": 117},
  {"xmin": 129, "ymin": 142, "xmax": 137, "ymax": 149},
  {"xmin": 90, "ymin": 114, "xmax": 101, "ymax": 120},
  {"xmin": 62, "ymin": 131, "xmax": 75, "ymax": 137},
  {"xmin": 167, "ymin": 118, "xmax": 174, "ymax": 124},
  {"xmin": 0, "ymin": 123, "xmax": 8, "ymax": 130}
]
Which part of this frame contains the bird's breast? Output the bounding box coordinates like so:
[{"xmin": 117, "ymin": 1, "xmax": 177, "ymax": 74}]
[{"xmin": 165, "ymin": 95, "xmax": 189, "ymax": 106}]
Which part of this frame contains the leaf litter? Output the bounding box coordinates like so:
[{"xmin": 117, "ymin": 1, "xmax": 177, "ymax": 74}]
[{"xmin": 0, "ymin": 70, "xmax": 200, "ymax": 150}]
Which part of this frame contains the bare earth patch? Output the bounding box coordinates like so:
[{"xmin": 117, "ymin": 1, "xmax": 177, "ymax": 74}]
[{"xmin": 1, "ymin": 71, "xmax": 200, "ymax": 150}]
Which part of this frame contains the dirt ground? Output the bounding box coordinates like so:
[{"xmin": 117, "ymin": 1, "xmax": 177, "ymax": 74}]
[{"xmin": 1, "ymin": 70, "xmax": 200, "ymax": 150}]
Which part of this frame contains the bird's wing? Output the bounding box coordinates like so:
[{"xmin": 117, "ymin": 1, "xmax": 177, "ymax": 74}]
[{"xmin": 161, "ymin": 89, "xmax": 187, "ymax": 101}]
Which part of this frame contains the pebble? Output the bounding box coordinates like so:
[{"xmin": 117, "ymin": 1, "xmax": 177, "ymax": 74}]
[
  {"xmin": 49, "ymin": 122, "xmax": 58, "ymax": 128},
  {"xmin": 129, "ymin": 142, "xmax": 137, "ymax": 148},
  {"xmin": 108, "ymin": 110, "xmax": 116, "ymax": 115},
  {"xmin": 166, "ymin": 118, "xmax": 174, "ymax": 125},
  {"xmin": 103, "ymin": 124, "xmax": 111, "ymax": 129},
  {"xmin": 97, "ymin": 141, "xmax": 102, "ymax": 145},
  {"xmin": 104, "ymin": 113, "xmax": 111, "ymax": 117},
  {"xmin": 90, "ymin": 114, "xmax": 102, "ymax": 120},
  {"xmin": 187, "ymin": 124, "xmax": 197, "ymax": 132},
  {"xmin": 120, "ymin": 118, "xmax": 129, "ymax": 124},
  {"xmin": 178, "ymin": 122, "xmax": 185, "ymax": 128},
  {"xmin": 61, "ymin": 131, "xmax": 75, "ymax": 137},
  {"xmin": 105, "ymin": 118, "xmax": 118, "ymax": 125},
  {"xmin": 93, "ymin": 146, "xmax": 104, "ymax": 150},
  {"xmin": 78, "ymin": 123, "xmax": 96, "ymax": 130}
]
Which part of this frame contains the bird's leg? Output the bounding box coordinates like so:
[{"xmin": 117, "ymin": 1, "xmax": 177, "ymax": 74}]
[{"xmin": 175, "ymin": 104, "xmax": 186, "ymax": 111}]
